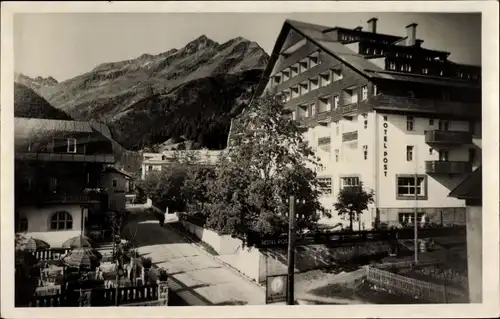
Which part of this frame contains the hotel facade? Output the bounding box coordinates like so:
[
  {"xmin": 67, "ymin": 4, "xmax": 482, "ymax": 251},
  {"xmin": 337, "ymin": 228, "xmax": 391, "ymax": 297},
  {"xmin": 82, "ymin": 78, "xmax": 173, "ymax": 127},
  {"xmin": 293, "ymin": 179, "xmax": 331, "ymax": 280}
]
[{"xmin": 253, "ymin": 18, "xmax": 481, "ymax": 230}]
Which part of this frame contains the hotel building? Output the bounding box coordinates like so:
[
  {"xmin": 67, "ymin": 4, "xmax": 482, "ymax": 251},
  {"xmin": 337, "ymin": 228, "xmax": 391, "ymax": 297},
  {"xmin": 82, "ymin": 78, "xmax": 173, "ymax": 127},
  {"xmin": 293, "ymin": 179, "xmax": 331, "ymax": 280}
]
[
  {"xmin": 252, "ymin": 18, "xmax": 481, "ymax": 230},
  {"xmin": 141, "ymin": 149, "xmax": 223, "ymax": 180}
]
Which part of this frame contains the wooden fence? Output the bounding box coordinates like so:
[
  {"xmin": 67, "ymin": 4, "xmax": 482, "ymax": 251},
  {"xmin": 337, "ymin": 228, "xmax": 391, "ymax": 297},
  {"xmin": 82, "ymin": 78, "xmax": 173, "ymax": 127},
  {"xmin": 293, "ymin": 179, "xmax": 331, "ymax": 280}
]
[
  {"xmin": 365, "ymin": 266, "xmax": 467, "ymax": 303},
  {"xmin": 29, "ymin": 283, "xmax": 166, "ymax": 307}
]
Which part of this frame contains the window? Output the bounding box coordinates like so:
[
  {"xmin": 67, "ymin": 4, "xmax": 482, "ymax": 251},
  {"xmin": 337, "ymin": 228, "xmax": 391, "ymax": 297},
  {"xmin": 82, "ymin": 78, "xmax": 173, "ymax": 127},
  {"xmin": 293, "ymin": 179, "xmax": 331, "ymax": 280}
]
[
  {"xmin": 292, "ymin": 111, "xmax": 297, "ymax": 121},
  {"xmin": 27, "ymin": 138, "xmax": 32, "ymax": 152},
  {"xmin": 309, "ymin": 77, "xmax": 320, "ymax": 91},
  {"xmin": 67, "ymin": 138, "xmax": 77, "ymax": 153},
  {"xmin": 282, "ymin": 69, "xmax": 290, "ymax": 82},
  {"xmin": 333, "ymin": 96, "xmax": 340, "ymax": 109},
  {"xmin": 344, "ymin": 88, "xmax": 358, "ymax": 104},
  {"xmin": 290, "ymin": 64, "xmax": 299, "ymax": 77},
  {"xmin": 300, "ymin": 104, "xmax": 309, "ymax": 119},
  {"xmin": 396, "ymin": 176, "xmax": 426, "ymax": 199},
  {"xmin": 320, "ymin": 71, "xmax": 331, "ymax": 87},
  {"xmin": 299, "ymin": 81, "xmax": 309, "ymax": 95},
  {"xmin": 290, "ymin": 86, "xmax": 300, "ymax": 99},
  {"xmin": 373, "ymin": 85, "xmax": 378, "ymax": 96},
  {"xmin": 429, "ymin": 119, "xmax": 434, "ymax": 125},
  {"xmin": 399, "ymin": 212, "xmax": 425, "ymax": 226},
  {"xmin": 363, "ymin": 145, "xmax": 368, "ymax": 160},
  {"xmin": 340, "ymin": 176, "xmax": 360, "ymax": 189},
  {"xmin": 112, "ymin": 179, "xmax": 117, "ymax": 187},
  {"xmin": 469, "ymin": 148, "xmax": 476, "ymax": 163},
  {"xmin": 422, "ymin": 68, "xmax": 429, "ymax": 75},
  {"xmin": 439, "ymin": 150, "xmax": 449, "ymax": 161},
  {"xmin": 438, "ymin": 120, "xmax": 449, "ymax": 131},
  {"xmin": 86, "ymin": 173, "xmax": 90, "ymax": 184},
  {"xmin": 318, "ymin": 177, "xmax": 332, "ymax": 195},
  {"xmin": 50, "ymin": 211, "xmax": 73, "ymax": 230},
  {"xmin": 334, "ymin": 149, "xmax": 339, "ymax": 162},
  {"xmin": 332, "ymin": 70, "xmax": 343, "ymax": 82},
  {"xmin": 299, "ymin": 59, "xmax": 309, "ymax": 73},
  {"xmin": 309, "ymin": 54, "xmax": 320, "ymax": 68},
  {"xmin": 429, "ymin": 148, "xmax": 433, "ymax": 155},
  {"xmin": 311, "ymin": 103, "xmax": 316, "ymax": 117},
  {"xmin": 273, "ymin": 74, "xmax": 282, "ymax": 86},
  {"xmin": 406, "ymin": 116, "xmax": 415, "ymax": 131},
  {"xmin": 361, "ymin": 86, "xmax": 368, "ymax": 100},
  {"xmin": 16, "ymin": 216, "xmax": 28, "ymax": 232},
  {"xmin": 318, "ymin": 96, "xmax": 332, "ymax": 113},
  {"xmin": 364, "ymin": 120, "xmax": 368, "ymax": 129},
  {"xmin": 389, "ymin": 61, "xmax": 396, "ymax": 70},
  {"xmin": 406, "ymin": 145, "xmax": 414, "ymax": 161},
  {"xmin": 49, "ymin": 178, "xmax": 57, "ymax": 193}
]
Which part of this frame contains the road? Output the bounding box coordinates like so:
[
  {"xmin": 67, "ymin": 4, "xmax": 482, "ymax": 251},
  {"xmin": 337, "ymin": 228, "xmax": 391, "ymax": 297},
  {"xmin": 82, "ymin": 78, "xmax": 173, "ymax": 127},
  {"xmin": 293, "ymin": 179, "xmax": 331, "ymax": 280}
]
[{"xmin": 122, "ymin": 210, "xmax": 265, "ymax": 306}]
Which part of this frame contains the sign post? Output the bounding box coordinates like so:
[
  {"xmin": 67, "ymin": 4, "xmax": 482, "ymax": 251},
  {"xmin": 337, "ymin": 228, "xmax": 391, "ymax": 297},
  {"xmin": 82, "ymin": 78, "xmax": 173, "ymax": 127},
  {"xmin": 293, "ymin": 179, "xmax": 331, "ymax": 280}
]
[
  {"xmin": 287, "ymin": 195, "xmax": 296, "ymax": 305},
  {"xmin": 265, "ymin": 274, "xmax": 288, "ymax": 304}
]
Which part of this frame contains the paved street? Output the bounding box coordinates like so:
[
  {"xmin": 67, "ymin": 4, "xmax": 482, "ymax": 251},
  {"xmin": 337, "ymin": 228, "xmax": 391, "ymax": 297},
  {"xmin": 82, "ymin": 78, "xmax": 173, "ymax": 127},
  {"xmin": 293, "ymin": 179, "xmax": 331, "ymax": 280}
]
[{"xmin": 122, "ymin": 211, "xmax": 265, "ymax": 305}]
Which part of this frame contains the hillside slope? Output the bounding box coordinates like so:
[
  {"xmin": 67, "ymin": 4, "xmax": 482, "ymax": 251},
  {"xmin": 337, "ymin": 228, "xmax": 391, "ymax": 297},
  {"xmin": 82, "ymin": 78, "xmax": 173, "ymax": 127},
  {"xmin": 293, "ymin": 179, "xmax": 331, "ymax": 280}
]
[
  {"xmin": 14, "ymin": 83, "xmax": 71, "ymax": 120},
  {"xmin": 17, "ymin": 35, "xmax": 269, "ymax": 151}
]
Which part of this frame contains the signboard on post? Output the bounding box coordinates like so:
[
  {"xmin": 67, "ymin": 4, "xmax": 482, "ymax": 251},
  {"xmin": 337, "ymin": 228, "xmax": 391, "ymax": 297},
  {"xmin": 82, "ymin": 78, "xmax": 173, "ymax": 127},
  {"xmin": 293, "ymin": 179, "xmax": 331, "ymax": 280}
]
[{"xmin": 265, "ymin": 274, "xmax": 288, "ymax": 304}]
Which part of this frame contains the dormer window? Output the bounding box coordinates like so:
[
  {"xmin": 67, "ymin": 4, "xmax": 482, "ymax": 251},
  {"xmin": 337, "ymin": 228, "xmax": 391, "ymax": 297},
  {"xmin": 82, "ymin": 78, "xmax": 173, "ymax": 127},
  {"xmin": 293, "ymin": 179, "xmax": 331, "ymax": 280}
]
[
  {"xmin": 344, "ymin": 87, "xmax": 358, "ymax": 104},
  {"xmin": 309, "ymin": 77, "xmax": 320, "ymax": 91},
  {"xmin": 320, "ymin": 71, "xmax": 331, "ymax": 87},
  {"xmin": 309, "ymin": 52, "xmax": 320, "ymax": 68},
  {"xmin": 273, "ymin": 74, "xmax": 282, "ymax": 86},
  {"xmin": 290, "ymin": 86, "xmax": 300, "ymax": 99},
  {"xmin": 290, "ymin": 64, "xmax": 299, "ymax": 77},
  {"xmin": 389, "ymin": 61, "xmax": 396, "ymax": 70},
  {"xmin": 299, "ymin": 81, "xmax": 309, "ymax": 95},
  {"xmin": 299, "ymin": 59, "xmax": 309, "ymax": 73},
  {"xmin": 318, "ymin": 95, "xmax": 332, "ymax": 113},
  {"xmin": 67, "ymin": 138, "xmax": 77, "ymax": 153},
  {"xmin": 282, "ymin": 68, "xmax": 290, "ymax": 81},
  {"xmin": 332, "ymin": 70, "xmax": 343, "ymax": 82}
]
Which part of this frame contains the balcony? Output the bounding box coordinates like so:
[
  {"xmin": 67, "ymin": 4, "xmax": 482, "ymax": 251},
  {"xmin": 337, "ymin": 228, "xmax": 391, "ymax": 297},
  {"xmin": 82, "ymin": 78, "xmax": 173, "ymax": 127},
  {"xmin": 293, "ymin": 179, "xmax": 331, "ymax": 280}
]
[
  {"xmin": 372, "ymin": 95, "xmax": 480, "ymax": 119},
  {"xmin": 43, "ymin": 193, "xmax": 103, "ymax": 204},
  {"xmin": 425, "ymin": 161, "xmax": 472, "ymax": 175},
  {"xmin": 15, "ymin": 152, "xmax": 115, "ymax": 164},
  {"xmin": 16, "ymin": 189, "xmax": 106, "ymax": 207},
  {"xmin": 342, "ymin": 131, "xmax": 358, "ymax": 142},
  {"xmin": 425, "ymin": 130, "xmax": 472, "ymax": 145}
]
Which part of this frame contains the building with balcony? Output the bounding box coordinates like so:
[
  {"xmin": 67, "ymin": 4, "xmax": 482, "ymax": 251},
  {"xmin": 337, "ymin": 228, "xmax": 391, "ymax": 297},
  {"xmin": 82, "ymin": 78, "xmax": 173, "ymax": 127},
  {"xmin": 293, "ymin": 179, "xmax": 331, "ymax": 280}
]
[
  {"xmin": 14, "ymin": 117, "xmax": 126, "ymax": 247},
  {"xmin": 251, "ymin": 18, "xmax": 481, "ymax": 230},
  {"xmin": 141, "ymin": 149, "xmax": 223, "ymax": 180}
]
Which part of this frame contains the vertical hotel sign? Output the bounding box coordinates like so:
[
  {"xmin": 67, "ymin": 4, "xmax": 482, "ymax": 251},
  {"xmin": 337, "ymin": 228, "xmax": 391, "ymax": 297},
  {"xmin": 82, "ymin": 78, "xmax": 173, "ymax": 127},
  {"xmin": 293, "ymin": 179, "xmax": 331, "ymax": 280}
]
[{"xmin": 382, "ymin": 115, "xmax": 388, "ymax": 177}]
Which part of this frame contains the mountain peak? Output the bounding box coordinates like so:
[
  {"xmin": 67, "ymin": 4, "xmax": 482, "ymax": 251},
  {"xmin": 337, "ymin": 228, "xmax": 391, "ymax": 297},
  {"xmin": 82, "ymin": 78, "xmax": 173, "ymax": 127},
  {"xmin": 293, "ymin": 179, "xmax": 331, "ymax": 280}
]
[{"xmin": 181, "ymin": 34, "xmax": 219, "ymax": 55}]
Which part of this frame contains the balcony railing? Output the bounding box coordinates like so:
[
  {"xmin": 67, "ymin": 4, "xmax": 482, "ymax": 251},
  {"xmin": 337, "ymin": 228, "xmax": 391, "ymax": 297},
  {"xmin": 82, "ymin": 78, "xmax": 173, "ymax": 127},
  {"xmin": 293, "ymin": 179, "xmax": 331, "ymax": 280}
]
[
  {"xmin": 425, "ymin": 130, "xmax": 472, "ymax": 145},
  {"xmin": 372, "ymin": 95, "xmax": 480, "ymax": 119},
  {"xmin": 43, "ymin": 194, "xmax": 103, "ymax": 204},
  {"xmin": 15, "ymin": 152, "xmax": 115, "ymax": 164},
  {"xmin": 425, "ymin": 161, "xmax": 472, "ymax": 175},
  {"xmin": 342, "ymin": 131, "xmax": 358, "ymax": 142}
]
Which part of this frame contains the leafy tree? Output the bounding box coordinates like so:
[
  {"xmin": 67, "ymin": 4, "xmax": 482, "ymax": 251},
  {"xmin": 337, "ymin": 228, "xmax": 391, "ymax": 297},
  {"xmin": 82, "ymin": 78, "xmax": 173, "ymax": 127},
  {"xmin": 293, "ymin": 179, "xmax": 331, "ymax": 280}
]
[
  {"xmin": 205, "ymin": 93, "xmax": 326, "ymax": 239},
  {"xmin": 134, "ymin": 163, "xmax": 189, "ymax": 213},
  {"xmin": 333, "ymin": 182, "xmax": 374, "ymax": 232},
  {"xmin": 183, "ymin": 164, "xmax": 216, "ymax": 215}
]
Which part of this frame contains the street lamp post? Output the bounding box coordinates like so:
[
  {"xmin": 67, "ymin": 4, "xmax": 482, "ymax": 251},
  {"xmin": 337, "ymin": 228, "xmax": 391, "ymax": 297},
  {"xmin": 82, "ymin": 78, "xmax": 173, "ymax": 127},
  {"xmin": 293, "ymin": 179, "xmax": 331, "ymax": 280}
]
[{"xmin": 286, "ymin": 195, "xmax": 296, "ymax": 305}]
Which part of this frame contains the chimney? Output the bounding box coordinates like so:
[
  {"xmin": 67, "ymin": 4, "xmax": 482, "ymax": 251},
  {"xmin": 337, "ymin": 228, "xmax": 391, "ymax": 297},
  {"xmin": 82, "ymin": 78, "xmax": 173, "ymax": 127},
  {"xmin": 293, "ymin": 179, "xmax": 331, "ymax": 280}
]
[
  {"xmin": 415, "ymin": 39, "xmax": 424, "ymax": 48},
  {"xmin": 354, "ymin": 26, "xmax": 363, "ymax": 32},
  {"xmin": 406, "ymin": 23, "xmax": 418, "ymax": 46},
  {"xmin": 367, "ymin": 18, "xmax": 378, "ymax": 33}
]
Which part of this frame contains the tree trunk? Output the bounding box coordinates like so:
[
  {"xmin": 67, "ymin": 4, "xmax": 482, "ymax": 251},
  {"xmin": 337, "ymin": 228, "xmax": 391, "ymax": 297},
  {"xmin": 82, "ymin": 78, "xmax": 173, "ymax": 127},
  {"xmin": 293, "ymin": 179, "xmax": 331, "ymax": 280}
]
[{"xmin": 349, "ymin": 212, "xmax": 353, "ymax": 232}]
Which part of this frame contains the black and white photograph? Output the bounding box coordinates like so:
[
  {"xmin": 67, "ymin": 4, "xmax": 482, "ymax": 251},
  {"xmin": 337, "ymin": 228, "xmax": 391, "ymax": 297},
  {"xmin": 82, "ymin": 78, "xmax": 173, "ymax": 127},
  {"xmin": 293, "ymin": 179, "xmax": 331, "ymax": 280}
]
[{"xmin": 1, "ymin": 2, "xmax": 498, "ymax": 318}]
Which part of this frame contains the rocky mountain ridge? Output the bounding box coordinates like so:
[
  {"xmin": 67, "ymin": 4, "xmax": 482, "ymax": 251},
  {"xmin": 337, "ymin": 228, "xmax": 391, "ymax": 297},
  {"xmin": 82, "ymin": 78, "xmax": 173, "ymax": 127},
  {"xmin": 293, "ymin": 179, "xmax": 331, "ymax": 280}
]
[{"xmin": 15, "ymin": 35, "xmax": 269, "ymax": 151}]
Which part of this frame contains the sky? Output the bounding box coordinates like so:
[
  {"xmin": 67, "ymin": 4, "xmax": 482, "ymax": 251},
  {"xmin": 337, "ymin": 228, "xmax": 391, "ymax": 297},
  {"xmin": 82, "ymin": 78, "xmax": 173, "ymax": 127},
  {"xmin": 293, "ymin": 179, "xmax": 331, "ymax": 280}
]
[{"xmin": 14, "ymin": 12, "xmax": 481, "ymax": 82}]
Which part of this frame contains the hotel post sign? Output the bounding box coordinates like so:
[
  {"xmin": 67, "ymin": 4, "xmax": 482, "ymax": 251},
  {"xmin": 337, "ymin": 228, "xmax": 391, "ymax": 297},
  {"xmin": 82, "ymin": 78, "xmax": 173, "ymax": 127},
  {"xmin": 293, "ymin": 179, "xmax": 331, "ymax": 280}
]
[
  {"xmin": 265, "ymin": 274, "xmax": 288, "ymax": 304},
  {"xmin": 382, "ymin": 115, "xmax": 389, "ymax": 177}
]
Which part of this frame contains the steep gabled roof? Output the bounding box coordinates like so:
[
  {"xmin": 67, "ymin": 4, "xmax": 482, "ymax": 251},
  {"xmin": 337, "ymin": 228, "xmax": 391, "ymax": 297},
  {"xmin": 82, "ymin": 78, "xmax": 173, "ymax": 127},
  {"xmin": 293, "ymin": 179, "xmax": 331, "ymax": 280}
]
[
  {"xmin": 253, "ymin": 19, "xmax": 481, "ymax": 99},
  {"xmin": 449, "ymin": 166, "xmax": 482, "ymax": 201}
]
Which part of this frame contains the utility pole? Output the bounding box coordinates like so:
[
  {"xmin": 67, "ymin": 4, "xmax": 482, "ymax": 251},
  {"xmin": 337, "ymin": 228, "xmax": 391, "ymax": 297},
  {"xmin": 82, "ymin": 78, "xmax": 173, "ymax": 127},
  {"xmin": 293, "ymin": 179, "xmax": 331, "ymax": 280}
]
[
  {"xmin": 287, "ymin": 195, "xmax": 296, "ymax": 305},
  {"xmin": 414, "ymin": 145, "xmax": 419, "ymax": 264}
]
